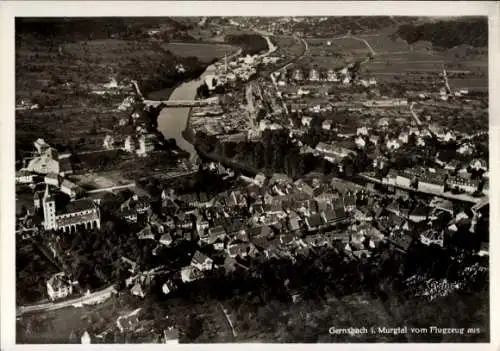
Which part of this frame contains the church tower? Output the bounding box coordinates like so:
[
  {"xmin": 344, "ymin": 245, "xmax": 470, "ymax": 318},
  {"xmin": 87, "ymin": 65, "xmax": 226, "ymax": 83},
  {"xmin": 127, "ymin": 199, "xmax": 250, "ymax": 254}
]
[{"xmin": 43, "ymin": 185, "xmax": 57, "ymax": 230}]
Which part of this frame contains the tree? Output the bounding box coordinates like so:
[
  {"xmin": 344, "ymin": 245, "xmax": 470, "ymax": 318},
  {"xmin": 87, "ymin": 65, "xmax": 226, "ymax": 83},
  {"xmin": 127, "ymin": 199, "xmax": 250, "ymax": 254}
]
[
  {"xmin": 184, "ymin": 314, "xmax": 203, "ymax": 341},
  {"xmin": 196, "ymin": 82, "xmax": 209, "ymax": 99}
]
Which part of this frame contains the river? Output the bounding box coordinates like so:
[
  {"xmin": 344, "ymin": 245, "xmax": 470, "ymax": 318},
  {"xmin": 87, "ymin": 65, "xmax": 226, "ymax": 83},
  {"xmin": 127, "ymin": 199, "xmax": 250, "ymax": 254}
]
[
  {"xmin": 156, "ymin": 64, "xmax": 217, "ymax": 157},
  {"xmin": 156, "ymin": 34, "xmax": 274, "ymax": 158}
]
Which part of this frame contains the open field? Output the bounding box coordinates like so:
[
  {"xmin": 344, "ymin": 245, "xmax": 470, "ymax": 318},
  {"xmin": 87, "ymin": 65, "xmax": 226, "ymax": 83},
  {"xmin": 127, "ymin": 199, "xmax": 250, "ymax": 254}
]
[
  {"xmin": 304, "ymin": 24, "xmax": 487, "ymax": 90},
  {"xmin": 272, "ymin": 35, "xmax": 306, "ymax": 59},
  {"xmin": 162, "ymin": 42, "xmax": 238, "ymax": 63},
  {"xmin": 307, "ymin": 37, "xmax": 371, "ymax": 59},
  {"xmin": 355, "ymin": 33, "xmax": 411, "ymax": 53},
  {"xmin": 68, "ymin": 171, "xmax": 130, "ymax": 191},
  {"xmin": 306, "ymin": 29, "xmax": 488, "ymax": 90}
]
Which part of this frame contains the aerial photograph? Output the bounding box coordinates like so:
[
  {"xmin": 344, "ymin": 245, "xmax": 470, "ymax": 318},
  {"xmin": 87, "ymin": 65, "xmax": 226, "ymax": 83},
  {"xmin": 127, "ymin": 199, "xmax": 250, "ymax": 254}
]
[{"xmin": 14, "ymin": 16, "xmax": 489, "ymax": 343}]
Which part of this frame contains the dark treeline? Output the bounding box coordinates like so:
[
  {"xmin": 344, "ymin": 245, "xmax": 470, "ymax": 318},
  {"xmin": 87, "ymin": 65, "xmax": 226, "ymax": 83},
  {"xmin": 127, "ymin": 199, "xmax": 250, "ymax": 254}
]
[
  {"xmin": 293, "ymin": 16, "xmax": 417, "ymax": 36},
  {"xmin": 394, "ymin": 17, "xmax": 488, "ymax": 48},
  {"xmin": 196, "ymin": 129, "xmax": 370, "ymax": 180},
  {"xmin": 146, "ymin": 241, "xmax": 488, "ymax": 342},
  {"xmin": 225, "ymin": 34, "xmax": 269, "ymax": 56},
  {"xmin": 139, "ymin": 56, "xmax": 207, "ymax": 97},
  {"xmin": 15, "ymin": 17, "xmax": 189, "ymax": 42}
]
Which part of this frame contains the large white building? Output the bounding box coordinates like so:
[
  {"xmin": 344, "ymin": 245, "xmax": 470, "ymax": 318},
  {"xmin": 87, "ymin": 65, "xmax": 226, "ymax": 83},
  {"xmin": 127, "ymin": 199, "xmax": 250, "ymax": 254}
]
[
  {"xmin": 137, "ymin": 134, "xmax": 155, "ymax": 157},
  {"xmin": 309, "ymin": 68, "xmax": 320, "ymax": 81},
  {"xmin": 46, "ymin": 272, "xmax": 74, "ymax": 301},
  {"xmin": 26, "ymin": 139, "xmax": 73, "ymax": 176}
]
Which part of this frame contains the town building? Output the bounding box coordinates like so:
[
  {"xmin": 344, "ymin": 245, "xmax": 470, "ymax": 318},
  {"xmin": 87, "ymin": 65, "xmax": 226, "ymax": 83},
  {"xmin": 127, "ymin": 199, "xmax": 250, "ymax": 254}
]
[
  {"xmin": 301, "ymin": 116, "xmax": 313, "ymax": 128},
  {"xmin": 26, "ymin": 139, "xmax": 73, "ymax": 176},
  {"xmin": 123, "ymin": 136, "xmax": 136, "ymax": 153},
  {"xmin": 322, "ymin": 120, "xmax": 332, "ymax": 131},
  {"xmin": 103, "ymin": 135, "xmax": 115, "ymax": 150},
  {"xmin": 326, "ymin": 69, "xmax": 338, "ymax": 82},
  {"xmin": 309, "ymin": 68, "xmax": 320, "ymax": 81},
  {"xmin": 292, "ymin": 69, "xmax": 304, "ymax": 81},
  {"xmin": 181, "ymin": 266, "xmax": 204, "ymax": 283},
  {"xmin": 44, "ymin": 173, "xmax": 60, "ymax": 187},
  {"xmin": 420, "ymin": 229, "xmax": 444, "ymax": 247},
  {"xmin": 121, "ymin": 208, "xmax": 138, "ymax": 223},
  {"xmin": 418, "ymin": 172, "xmax": 446, "ymax": 193},
  {"xmin": 46, "ymin": 272, "xmax": 75, "ymax": 301},
  {"xmin": 446, "ymin": 175, "xmax": 480, "ymax": 194},
  {"xmin": 116, "ymin": 308, "xmax": 142, "ymax": 333},
  {"xmin": 16, "ymin": 170, "xmax": 34, "ymax": 184},
  {"xmin": 80, "ymin": 331, "xmax": 91, "ymax": 344},
  {"xmin": 315, "ymin": 142, "xmax": 356, "ymax": 160},
  {"xmin": 386, "ymin": 138, "xmax": 402, "ymax": 151},
  {"xmin": 137, "ymin": 134, "xmax": 155, "ymax": 157},
  {"xmin": 161, "ymin": 327, "xmax": 180, "ymax": 344},
  {"xmin": 363, "ymin": 99, "xmax": 408, "ymax": 107},
  {"xmin": 470, "ymin": 159, "xmax": 488, "ymax": 171},
  {"xmin": 356, "ymin": 126, "xmax": 369, "ymax": 136},
  {"xmin": 190, "ymin": 251, "xmax": 213, "ymax": 271},
  {"xmin": 61, "ymin": 179, "xmax": 79, "ymax": 199}
]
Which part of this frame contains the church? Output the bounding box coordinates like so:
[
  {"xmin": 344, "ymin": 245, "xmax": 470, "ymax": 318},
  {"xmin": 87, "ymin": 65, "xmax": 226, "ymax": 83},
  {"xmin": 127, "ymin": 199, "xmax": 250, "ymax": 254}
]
[{"xmin": 37, "ymin": 185, "xmax": 101, "ymax": 233}]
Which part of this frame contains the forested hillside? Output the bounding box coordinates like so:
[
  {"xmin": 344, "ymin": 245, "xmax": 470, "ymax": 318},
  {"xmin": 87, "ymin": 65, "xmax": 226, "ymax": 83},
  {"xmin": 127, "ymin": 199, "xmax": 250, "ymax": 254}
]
[{"xmin": 394, "ymin": 17, "xmax": 487, "ymax": 48}]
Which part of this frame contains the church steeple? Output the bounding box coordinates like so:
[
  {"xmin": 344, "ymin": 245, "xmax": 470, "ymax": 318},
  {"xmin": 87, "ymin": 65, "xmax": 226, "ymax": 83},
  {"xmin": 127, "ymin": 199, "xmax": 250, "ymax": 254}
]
[
  {"xmin": 44, "ymin": 184, "xmax": 52, "ymax": 200},
  {"xmin": 42, "ymin": 184, "xmax": 56, "ymax": 230}
]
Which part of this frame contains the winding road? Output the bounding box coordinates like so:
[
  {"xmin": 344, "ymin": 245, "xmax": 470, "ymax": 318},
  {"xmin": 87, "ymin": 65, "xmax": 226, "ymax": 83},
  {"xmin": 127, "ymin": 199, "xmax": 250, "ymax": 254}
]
[
  {"xmin": 327, "ymin": 32, "xmax": 377, "ymax": 57},
  {"xmin": 17, "ymin": 285, "xmax": 117, "ymax": 317}
]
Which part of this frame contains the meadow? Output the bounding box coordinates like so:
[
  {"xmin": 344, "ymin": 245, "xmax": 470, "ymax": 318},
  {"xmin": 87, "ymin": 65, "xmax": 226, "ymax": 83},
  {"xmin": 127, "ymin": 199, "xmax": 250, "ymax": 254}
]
[
  {"xmin": 162, "ymin": 42, "xmax": 239, "ymax": 63},
  {"xmin": 303, "ymin": 29, "xmax": 488, "ymax": 91}
]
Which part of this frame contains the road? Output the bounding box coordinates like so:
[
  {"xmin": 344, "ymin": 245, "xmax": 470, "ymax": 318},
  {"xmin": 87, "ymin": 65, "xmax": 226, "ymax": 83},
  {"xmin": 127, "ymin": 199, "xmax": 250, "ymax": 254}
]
[
  {"xmin": 348, "ymin": 34, "xmax": 377, "ymax": 56},
  {"xmin": 409, "ymin": 102, "xmax": 423, "ymax": 126},
  {"xmin": 327, "ymin": 33, "xmax": 377, "ymax": 57},
  {"xmin": 75, "ymin": 148, "xmax": 120, "ymax": 156},
  {"xmin": 17, "ymin": 285, "xmax": 117, "ymax": 317},
  {"xmin": 218, "ymin": 302, "xmax": 237, "ymax": 338},
  {"xmin": 267, "ymin": 34, "xmax": 309, "ymax": 115},
  {"xmin": 86, "ymin": 182, "xmax": 136, "ymax": 194},
  {"xmin": 131, "ymin": 79, "xmax": 144, "ymax": 99},
  {"xmin": 138, "ymin": 169, "xmax": 197, "ymax": 182},
  {"xmin": 472, "ymin": 196, "xmax": 489, "ymax": 212}
]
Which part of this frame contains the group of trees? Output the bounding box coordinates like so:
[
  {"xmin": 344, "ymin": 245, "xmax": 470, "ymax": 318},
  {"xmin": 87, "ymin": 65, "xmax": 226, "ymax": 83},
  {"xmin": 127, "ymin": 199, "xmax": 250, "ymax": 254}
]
[
  {"xmin": 394, "ymin": 17, "xmax": 487, "ymax": 49},
  {"xmin": 197, "ymin": 126, "xmax": 374, "ymax": 181},
  {"xmin": 225, "ymin": 34, "xmax": 268, "ymax": 56},
  {"xmin": 293, "ymin": 16, "xmax": 409, "ymax": 37},
  {"xmin": 16, "ymin": 242, "xmax": 60, "ymax": 304},
  {"xmin": 144, "ymin": 238, "xmax": 488, "ymax": 342},
  {"xmin": 15, "ymin": 17, "xmax": 193, "ymax": 43},
  {"xmin": 139, "ymin": 55, "xmax": 206, "ymax": 98}
]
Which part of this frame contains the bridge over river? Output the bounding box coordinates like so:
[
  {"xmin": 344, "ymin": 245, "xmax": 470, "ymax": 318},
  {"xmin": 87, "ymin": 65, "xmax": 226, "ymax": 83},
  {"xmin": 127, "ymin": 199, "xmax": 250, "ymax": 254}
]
[
  {"xmin": 131, "ymin": 79, "xmax": 219, "ymax": 108},
  {"xmin": 143, "ymin": 97, "xmax": 219, "ymax": 108}
]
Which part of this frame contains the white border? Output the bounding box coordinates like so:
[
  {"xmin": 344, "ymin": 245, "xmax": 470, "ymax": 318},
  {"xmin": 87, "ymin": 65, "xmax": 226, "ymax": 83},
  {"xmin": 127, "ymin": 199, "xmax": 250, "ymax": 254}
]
[{"xmin": 1, "ymin": 1, "xmax": 499, "ymax": 351}]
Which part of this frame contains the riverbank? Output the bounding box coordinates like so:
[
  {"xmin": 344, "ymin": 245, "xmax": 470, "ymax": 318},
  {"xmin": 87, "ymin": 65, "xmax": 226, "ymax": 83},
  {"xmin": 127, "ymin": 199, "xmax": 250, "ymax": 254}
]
[{"xmin": 153, "ymin": 32, "xmax": 274, "ymax": 158}]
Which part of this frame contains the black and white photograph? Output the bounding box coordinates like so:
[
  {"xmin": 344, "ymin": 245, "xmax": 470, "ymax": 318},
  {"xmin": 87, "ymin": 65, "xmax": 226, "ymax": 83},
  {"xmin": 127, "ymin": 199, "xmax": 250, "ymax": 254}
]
[{"xmin": 1, "ymin": 1, "xmax": 498, "ymax": 348}]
